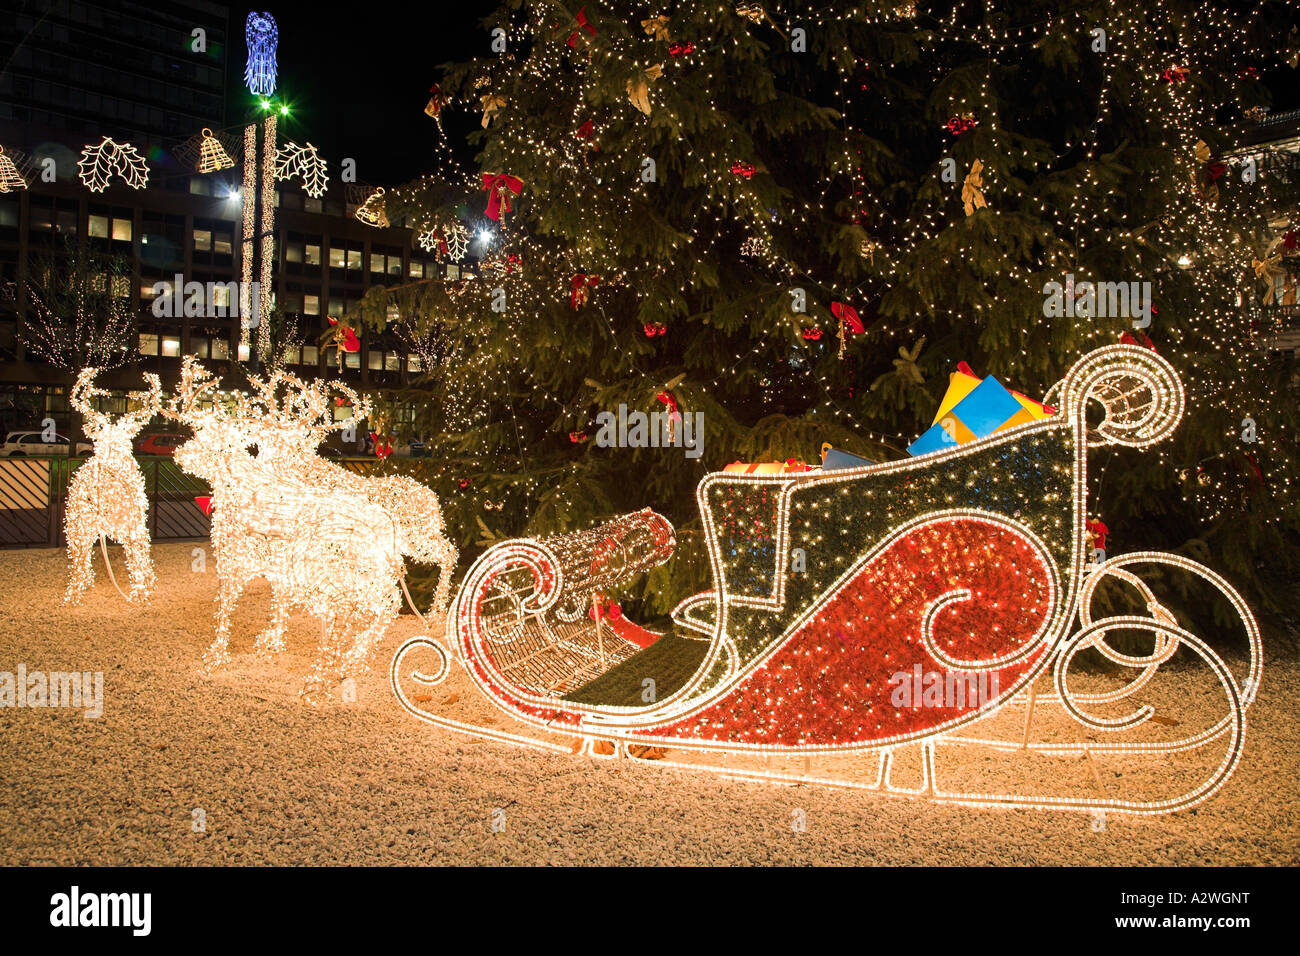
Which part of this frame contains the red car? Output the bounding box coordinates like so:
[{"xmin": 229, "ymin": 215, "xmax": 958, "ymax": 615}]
[{"xmin": 134, "ymin": 432, "xmax": 187, "ymax": 457}]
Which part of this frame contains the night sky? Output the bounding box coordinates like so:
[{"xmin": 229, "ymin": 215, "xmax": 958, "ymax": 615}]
[
  {"xmin": 226, "ymin": 1, "xmax": 499, "ymax": 185},
  {"xmin": 238, "ymin": 2, "xmax": 1299, "ymax": 190}
]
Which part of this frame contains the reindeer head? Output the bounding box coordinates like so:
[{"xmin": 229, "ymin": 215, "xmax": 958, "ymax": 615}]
[
  {"xmin": 71, "ymin": 367, "xmax": 161, "ymax": 458},
  {"xmin": 164, "ymin": 358, "xmax": 258, "ymax": 485}
]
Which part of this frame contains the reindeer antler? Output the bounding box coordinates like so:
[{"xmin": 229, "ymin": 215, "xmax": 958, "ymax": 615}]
[
  {"xmin": 163, "ymin": 356, "xmax": 223, "ymax": 425},
  {"xmin": 69, "ymin": 368, "xmax": 112, "ymax": 430},
  {"xmin": 122, "ymin": 374, "xmax": 163, "ymax": 433}
]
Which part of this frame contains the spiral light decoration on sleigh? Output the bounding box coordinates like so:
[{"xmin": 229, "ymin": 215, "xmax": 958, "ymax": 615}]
[{"xmin": 1052, "ymin": 344, "xmax": 1186, "ymax": 449}]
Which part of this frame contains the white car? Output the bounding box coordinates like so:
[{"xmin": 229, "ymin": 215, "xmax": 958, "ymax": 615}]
[{"xmin": 0, "ymin": 431, "xmax": 93, "ymax": 457}]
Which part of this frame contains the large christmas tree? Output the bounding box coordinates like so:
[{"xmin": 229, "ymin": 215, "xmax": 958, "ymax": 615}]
[{"xmin": 351, "ymin": 0, "xmax": 1299, "ymax": 625}]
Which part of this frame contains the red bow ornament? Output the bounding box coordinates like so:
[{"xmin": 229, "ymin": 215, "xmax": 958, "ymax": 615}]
[
  {"xmin": 801, "ymin": 327, "xmax": 822, "ymax": 341},
  {"xmin": 482, "ymin": 172, "xmax": 523, "ymax": 221},
  {"xmin": 327, "ymin": 317, "xmax": 361, "ymax": 352},
  {"xmin": 730, "ymin": 161, "xmax": 756, "ymax": 179},
  {"xmin": 831, "ymin": 301, "xmax": 865, "ymax": 334},
  {"xmin": 570, "ymin": 273, "xmax": 599, "ymax": 310},
  {"xmin": 369, "ymin": 432, "xmax": 393, "ymax": 460},
  {"xmin": 643, "ymin": 322, "xmax": 667, "ymax": 337},
  {"xmin": 424, "ymin": 84, "xmax": 447, "ymax": 119},
  {"xmin": 656, "ymin": 390, "xmax": 682, "ymax": 440},
  {"xmin": 1120, "ymin": 330, "xmax": 1157, "ymax": 352},
  {"xmin": 568, "ymin": 7, "xmax": 596, "ymax": 48}
]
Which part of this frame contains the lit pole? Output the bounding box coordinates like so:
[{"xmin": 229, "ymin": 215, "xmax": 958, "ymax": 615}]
[{"xmin": 239, "ymin": 11, "xmax": 285, "ymax": 370}]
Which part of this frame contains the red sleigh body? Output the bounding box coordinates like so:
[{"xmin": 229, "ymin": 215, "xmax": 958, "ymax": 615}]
[{"xmin": 395, "ymin": 346, "xmax": 1262, "ymax": 812}]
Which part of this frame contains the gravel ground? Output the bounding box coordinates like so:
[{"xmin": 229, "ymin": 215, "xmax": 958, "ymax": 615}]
[{"xmin": 1, "ymin": 542, "xmax": 1296, "ymax": 866}]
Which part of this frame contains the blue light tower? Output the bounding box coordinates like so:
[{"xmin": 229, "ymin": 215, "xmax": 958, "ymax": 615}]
[{"xmin": 244, "ymin": 12, "xmax": 278, "ymax": 97}]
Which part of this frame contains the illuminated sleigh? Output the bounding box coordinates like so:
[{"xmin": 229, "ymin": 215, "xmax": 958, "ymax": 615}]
[{"xmin": 393, "ymin": 346, "xmax": 1261, "ymax": 815}]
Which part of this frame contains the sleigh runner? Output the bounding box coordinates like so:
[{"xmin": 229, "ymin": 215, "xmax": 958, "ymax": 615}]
[{"xmin": 393, "ymin": 345, "xmax": 1262, "ymax": 814}]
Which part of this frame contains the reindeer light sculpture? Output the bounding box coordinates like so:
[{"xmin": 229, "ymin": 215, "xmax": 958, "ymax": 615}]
[
  {"xmin": 64, "ymin": 368, "xmax": 161, "ymax": 604},
  {"xmin": 166, "ymin": 359, "xmax": 451, "ymax": 703},
  {"xmin": 238, "ymin": 368, "xmax": 459, "ymax": 621}
]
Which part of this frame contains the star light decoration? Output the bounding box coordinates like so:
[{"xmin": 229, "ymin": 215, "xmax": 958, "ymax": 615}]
[
  {"xmin": 392, "ymin": 346, "xmax": 1261, "ymax": 815},
  {"xmin": 76, "ymin": 136, "xmax": 149, "ymax": 192},
  {"xmin": 164, "ymin": 359, "xmax": 457, "ymax": 704},
  {"xmin": 63, "ymin": 369, "xmax": 161, "ymax": 604},
  {"xmin": 274, "ymin": 140, "xmax": 329, "ymax": 198}
]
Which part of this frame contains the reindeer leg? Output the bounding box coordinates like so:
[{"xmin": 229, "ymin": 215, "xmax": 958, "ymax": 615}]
[
  {"xmin": 123, "ymin": 531, "xmax": 155, "ymax": 603},
  {"xmin": 301, "ymin": 612, "xmax": 340, "ymax": 706},
  {"xmin": 341, "ymin": 593, "xmax": 399, "ymax": 679},
  {"xmin": 253, "ymin": 589, "xmax": 290, "ymax": 660},
  {"xmin": 205, "ymin": 575, "xmax": 246, "ymax": 673},
  {"xmin": 63, "ymin": 511, "xmax": 97, "ymax": 606}
]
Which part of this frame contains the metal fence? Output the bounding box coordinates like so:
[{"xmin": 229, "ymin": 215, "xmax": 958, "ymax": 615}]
[
  {"xmin": 0, "ymin": 456, "xmax": 423, "ymax": 548},
  {"xmin": 0, "ymin": 457, "xmax": 212, "ymax": 548}
]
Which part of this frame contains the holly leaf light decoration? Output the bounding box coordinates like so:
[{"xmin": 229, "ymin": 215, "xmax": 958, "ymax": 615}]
[
  {"xmin": 77, "ymin": 136, "xmax": 150, "ymax": 192},
  {"xmin": 275, "ymin": 141, "xmax": 329, "ymax": 198}
]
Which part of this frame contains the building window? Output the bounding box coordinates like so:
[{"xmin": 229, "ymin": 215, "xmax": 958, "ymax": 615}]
[
  {"xmin": 211, "ymin": 336, "xmax": 229, "ymax": 360},
  {"xmin": 303, "ymin": 294, "xmax": 320, "ymax": 315},
  {"xmin": 302, "ymin": 345, "xmax": 318, "ymax": 365},
  {"xmin": 408, "ymin": 260, "xmax": 423, "ymax": 279},
  {"xmin": 160, "ymin": 335, "xmax": 180, "ymax": 357},
  {"xmin": 367, "ymin": 350, "xmax": 383, "ymax": 371},
  {"xmin": 304, "ymin": 197, "xmax": 322, "ymax": 214},
  {"xmin": 385, "ymin": 353, "xmax": 401, "ymax": 372},
  {"xmin": 344, "ymin": 350, "xmax": 360, "ymax": 369},
  {"xmin": 370, "ymin": 252, "xmax": 385, "ymax": 273},
  {"xmin": 305, "ymin": 243, "xmax": 321, "ymax": 266},
  {"xmin": 88, "ymin": 214, "xmax": 109, "ymax": 238},
  {"xmin": 346, "ymin": 249, "xmax": 362, "ymax": 271},
  {"xmin": 327, "ymin": 298, "xmax": 343, "ymax": 318},
  {"xmin": 139, "ymin": 333, "xmax": 159, "ymax": 356},
  {"xmin": 112, "ymin": 218, "xmax": 132, "ymax": 242},
  {"xmin": 190, "ymin": 178, "xmax": 212, "ymax": 196},
  {"xmin": 408, "ymin": 354, "xmax": 422, "ymax": 373},
  {"xmin": 329, "ymin": 246, "xmax": 346, "ymax": 269},
  {"xmin": 191, "ymin": 337, "xmax": 210, "ymax": 359},
  {"xmin": 213, "ymin": 232, "xmax": 233, "ymax": 255},
  {"xmin": 285, "ymin": 242, "xmax": 303, "ymax": 264},
  {"xmin": 194, "ymin": 229, "xmax": 211, "ymax": 251}
]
